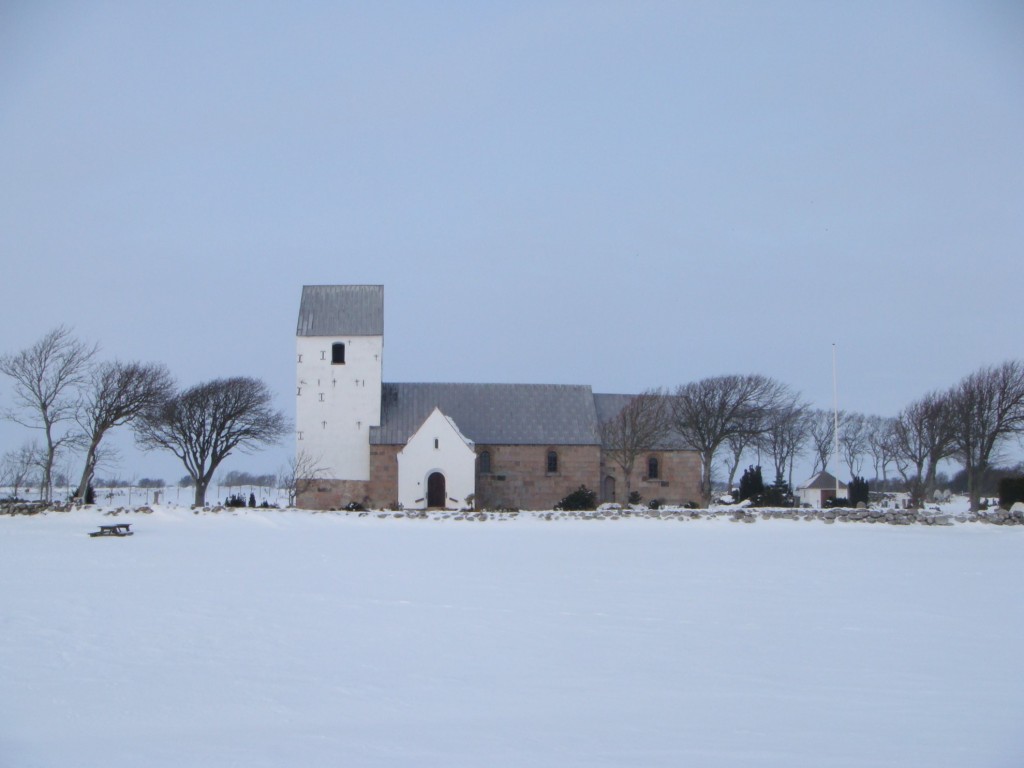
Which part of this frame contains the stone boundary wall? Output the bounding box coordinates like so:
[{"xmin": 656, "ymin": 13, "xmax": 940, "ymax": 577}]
[{"xmin": 6, "ymin": 500, "xmax": 1024, "ymax": 527}]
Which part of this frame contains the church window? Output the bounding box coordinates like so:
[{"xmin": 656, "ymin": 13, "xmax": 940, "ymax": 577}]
[
  {"xmin": 332, "ymin": 343, "xmax": 346, "ymax": 364},
  {"xmin": 319, "ymin": 393, "xmax": 324, "ymax": 402},
  {"xmin": 547, "ymin": 450, "xmax": 558, "ymax": 474},
  {"xmin": 479, "ymin": 451, "xmax": 491, "ymax": 474},
  {"xmin": 297, "ymin": 353, "xmax": 302, "ymax": 363},
  {"xmin": 297, "ymin": 431, "xmax": 304, "ymax": 441},
  {"xmin": 434, "ymin": 438, "xmax": 439, "ymax": 449},
  {"xmin": 648, "ymin": 456, "xmax": 660, "ymax": 480}
]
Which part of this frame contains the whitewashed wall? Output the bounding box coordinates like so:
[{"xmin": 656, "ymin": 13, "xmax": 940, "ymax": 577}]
[
  {"xmin": 397, "ymin": 408, "xmax": 476, "ymax": 510},
  {"xmin": 295, "ymin": 335, "xmax": 383, "ymax": 481}
]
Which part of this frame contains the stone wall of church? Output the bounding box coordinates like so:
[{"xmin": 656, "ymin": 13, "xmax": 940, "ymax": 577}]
[
  {"xmin": 368, "ymin": 445, "xmax": 401, "ymax": 508},
  {"xmin": 474, "ymin": 444, "xmax": 602, "ymax": 511},
  {"xmin": 599, "ymin": 449, "xmax": 703, "ymax": 506},
  {"xmin": 298, "ymin": 444, "xmax": 702, "ymax": 511},
  {"xmin": 297, "ymin": 479, "xmax": 372, "ymax": 510}
]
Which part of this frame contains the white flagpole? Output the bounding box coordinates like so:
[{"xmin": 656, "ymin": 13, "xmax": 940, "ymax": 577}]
[{"xmin": 832, "ymin": 343, "xmax": 840, "ymax": 500}]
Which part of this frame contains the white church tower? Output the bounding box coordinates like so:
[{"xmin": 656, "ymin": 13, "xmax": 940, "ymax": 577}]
[{"xmin": 295, "ymin": 285, "xmax": 383, "ymax": 492}]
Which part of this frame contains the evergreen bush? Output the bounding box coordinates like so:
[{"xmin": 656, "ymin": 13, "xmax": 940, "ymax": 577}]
[
  {"xmin": 555, "ymin": 485, "xmax": 597, "ymax": 511},
  {"xmin": 998, "ymin": 476, "xmax": 1024, "ymax": 509},
  {"xmin": 738, "ymin": 465, "xmax": 765, "ymax": 503},
  {"xmin": 848, "ymin": 476, "xmax": 869, "ymax": 506},
  {"xmin": 762, "ymin": 473, "xmax": 794, "ymax": 507}
]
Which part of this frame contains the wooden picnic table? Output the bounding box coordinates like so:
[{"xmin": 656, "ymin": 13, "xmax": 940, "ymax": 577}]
[{"xmin": 89, "ymin": 523, "xmax": 133, "ymax": 538}]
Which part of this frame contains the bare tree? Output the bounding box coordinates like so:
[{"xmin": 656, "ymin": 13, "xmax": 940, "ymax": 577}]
[
  {"xmin": 723, "ymin": 432, "xmax": 752, "ymax": 494},
  {"xmin": 0, "ymin": 326, "xmax": 96, "ymax": 501},
  {"xmin": 891, "ymin": 391, "xmax": 956, "ymax": 505},
  {"xmin": 598, "ymin": 389, "xmax": 671, "ymax": 505},
  {"xmin": 864, "ymin": 415, "xmax": 898, "ymax": 486},
  {"xmin": 135, "ymin": 377, "xmax": 289, "ymax": 506},
  {"xmin": 838, "ymin": 412, "xmax": 868, "ymax": 478},
  {"xmin": 946, "ymin": 361, "xmax": 1024, "ymax": 512},
  {"xmin": 757, "ymin": 399, "xmax": 810, "ymax": 488},
  {"xmin": 807, "ymin": 409, "xmax": 839, "ymax": 475},
  {"xmin": 670, "ymin": 374, "xmax": 791, "ymax": 506},
  {"xmin": 280, "ymin": 449, "xmax": 331, "ymax": 507},
  {"xmin": 74, "ymin": 361, "xmax": 175, "ymax": 500},
  {"xmin": 0, "ymin": 442, "xmax": 41, "ymax": 499}
]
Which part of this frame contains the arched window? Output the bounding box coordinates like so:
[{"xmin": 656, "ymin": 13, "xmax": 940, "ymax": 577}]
[
  {"xmin": 479, "ymin": 450, "xmax": 492, "ymax": 474},
  {"xmin": 648, "ymin": 456, "xmax": 660, "ymax": 480},
  {"xmin": 332, "ymin": 343, "xmax": 345, "ymax": 365},
  {"xmin": 546, "ymin": 450, "xmax": 558, "ymax": 474}
]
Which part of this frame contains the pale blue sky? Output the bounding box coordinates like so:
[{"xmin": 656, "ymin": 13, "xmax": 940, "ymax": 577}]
[{"xmin": 1, "ymin": 2, "xmax": 1022, "ymax": 484}]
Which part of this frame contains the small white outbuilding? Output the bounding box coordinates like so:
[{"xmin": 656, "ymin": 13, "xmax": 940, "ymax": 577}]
[{"xmin": 797, "ymin": 470, "xmax": 848, "ymax": 508}]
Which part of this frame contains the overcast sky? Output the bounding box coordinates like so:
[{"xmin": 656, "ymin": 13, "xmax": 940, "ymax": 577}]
[{"xmin": 1, "ymin": 2, "xmax": 1022, "ymax": 485}]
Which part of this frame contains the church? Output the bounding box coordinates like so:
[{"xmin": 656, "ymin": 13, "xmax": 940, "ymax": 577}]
[{"xmin": 295, "ymin": 285, "xmax": 701, "ymax": 510}]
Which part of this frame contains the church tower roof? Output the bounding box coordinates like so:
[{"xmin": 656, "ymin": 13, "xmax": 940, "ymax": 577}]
[{"xmin": 296, "ymin": 285, "xmax": 384, "ymax": 337}]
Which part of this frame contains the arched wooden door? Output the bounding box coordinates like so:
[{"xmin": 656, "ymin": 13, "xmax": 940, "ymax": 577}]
[
  {"xmin": 427, "ymin": 472, "xmax": 446, "ymax": 508},
  {"xmin": 603, "ymin": 475, "xmax": 616, "ymax": 502}
]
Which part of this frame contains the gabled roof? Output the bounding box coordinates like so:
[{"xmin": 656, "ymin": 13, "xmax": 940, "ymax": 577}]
[
  {"xmin": 401, "ymin": 407, "xmax": 475, "ymax": 453},
  {"xmin": 296, "ymin": 285, "xmax": 384, "ymax": 337},
  {"xmin": 370, "ymin": 383, "xmax": 601, "ymax": 446},
  {"xmin": 592, "ymin": 393, "xmax": 694, "ymax": 450},
  {"xmin": 799, "ymin": 470, "xmax": 848, "ymax": 491}
]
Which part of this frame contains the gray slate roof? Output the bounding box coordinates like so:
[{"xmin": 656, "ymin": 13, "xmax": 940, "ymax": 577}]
[
  {"xmin": 296, "ymin": 285, "xmax": 384, "ymax": 337},
  {"xmin": 592, "ymin": 393, "xmax": 694, "ymax": 450},
  {"xmin": 799, "ymin": 470, "xmax": 847, "ymax": 491},
  {"xmin": 370, "ymin": 383, "xmax": 602, "ymax": 446}
]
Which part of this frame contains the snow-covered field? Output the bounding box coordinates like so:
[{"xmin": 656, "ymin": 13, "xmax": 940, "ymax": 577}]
[{"xmin": 2, "ymin": 507, "xmax": 1022, "ymax": 768}]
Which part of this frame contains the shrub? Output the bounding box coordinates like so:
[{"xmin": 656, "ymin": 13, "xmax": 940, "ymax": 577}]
[
  {"xmin": 739, "ymin": 465, "xmax": 765, "ymax": 503},
  {"xmin": 555, "ymin": 485, "xmax": 597, "ymax": 511},
  {"xmin": 248, "ymin": 493, "xmax": 257, "ymax": 508},
  {"xmin": 648, "ymin": 499, "xmax": 662, "ymax": 510},
  {"xmin": 344, "ymin": 501, "xmax": 365, "ymax": 511},
  {"xmin": 998, "ymin": 476, "xmax": 1024, "ymax": 509},
  {"xmin": 825, "ymin": 496, "xmax": 850, "ymax": 508},
  {"xmin": 762, "ymin": 473, "xmax": 794, "ymax": 507},
  {"xmin": 848, "ymin": 476, "xmax": 869, "ymax": 506},
  {"xmin": 225, "ymin": 493, "xmax": 247, "ymax": 507},
  {"xmin": 84, "ymin": 483, "xmax": 96, "ymax": 505},
  {"xmin": 628, "ymin": 490, "xmax": 642, "ymax": 505}
]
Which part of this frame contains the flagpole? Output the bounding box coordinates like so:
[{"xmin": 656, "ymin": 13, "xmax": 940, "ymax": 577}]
[{"xmin": 832, "ymin": 343, "xmax": 840, "ymax": 500}]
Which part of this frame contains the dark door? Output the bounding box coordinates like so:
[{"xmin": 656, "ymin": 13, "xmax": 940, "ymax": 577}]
[
  {"xmin": 603, "ymin": 475, "xmax": 616, "ymax": 502},
  {"xmin": 427, "ymin": 472, "xmax": 446, "ymax": 508}
]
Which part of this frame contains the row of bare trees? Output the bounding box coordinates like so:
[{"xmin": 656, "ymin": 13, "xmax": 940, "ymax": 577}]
[
  {"xmin": 598, "ymin": 361, "xmax": 1024, "ymax": 511},
  {"xmin": 1, "ymin": 326, "xmax": 288, "ymax": 506}
]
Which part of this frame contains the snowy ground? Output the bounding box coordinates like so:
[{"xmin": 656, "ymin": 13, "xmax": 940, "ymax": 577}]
[{"xmin": 2, "ymin": 507, "xmax": 1022, "ymax": 768}]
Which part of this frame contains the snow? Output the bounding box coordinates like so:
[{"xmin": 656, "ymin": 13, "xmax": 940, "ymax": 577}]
[{"xmin": 2, "ymin": 507, "xmax": 1023, "ymax": 767}]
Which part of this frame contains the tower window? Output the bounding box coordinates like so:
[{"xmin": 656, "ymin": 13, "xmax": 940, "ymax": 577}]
[
  {"xmin": 547, "ymin": 450, "xmax": 558, "ymax": 474},
  {"xmin": 648, "ymin": 456, "xmax": 660, "ymax": 480},
  {"xmin": 332, "ymin": 343, "xmax": 345, "ymax": 364},
  {"xmin": 434, "ymin": 438, "xmax": 439, "ymax": 449}
]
